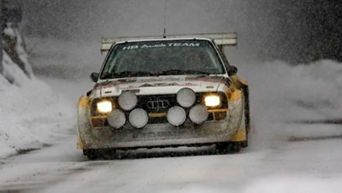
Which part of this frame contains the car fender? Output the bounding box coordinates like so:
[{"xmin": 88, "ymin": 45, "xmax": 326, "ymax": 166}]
[{"xmin": 77, "ymin": 96, "xmax": 90, "ymax": 150}]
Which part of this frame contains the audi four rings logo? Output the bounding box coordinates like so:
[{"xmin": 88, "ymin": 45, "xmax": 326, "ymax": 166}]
[{"xmin": 147, "ymin": 98, "xmax": 170, "ymax": 110}]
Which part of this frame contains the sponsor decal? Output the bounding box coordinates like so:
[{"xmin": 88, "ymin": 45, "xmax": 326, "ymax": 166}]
[{"xmin": 122, "ymin": 42, "xmax": 201, "ymax": 50}]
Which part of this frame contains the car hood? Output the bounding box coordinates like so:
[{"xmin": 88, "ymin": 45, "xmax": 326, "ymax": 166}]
[{"xmin": 92, "ymin": 75, "xmax": 231, "ymax": 98}]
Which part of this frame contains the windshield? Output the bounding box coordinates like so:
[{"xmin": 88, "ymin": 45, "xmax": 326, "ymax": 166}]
[{"xmin": 100, "ymin": 39, "xmax": 225, "ymax": 79}]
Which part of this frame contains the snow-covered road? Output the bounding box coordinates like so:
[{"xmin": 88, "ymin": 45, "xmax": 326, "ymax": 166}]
[
  {"xmin": 1, "ymin": 59, "xmax": 342, "ymax": 193},
  {"xmin": 0, "ymin": 124, "xmax": 341, "ymax": 193}
]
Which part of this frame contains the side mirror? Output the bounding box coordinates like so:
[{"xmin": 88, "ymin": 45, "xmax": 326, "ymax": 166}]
[
  {"xmin": 228, "ymin": 65, "xmax": 238, "ymax": 76},
  {"xmin": 90, "ymin": 72, "xmax": 99, "ymax": 82}
]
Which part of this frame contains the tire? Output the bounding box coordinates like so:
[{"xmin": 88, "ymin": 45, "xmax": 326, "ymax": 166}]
[
  {"xmin": 216, "ymin": 142, "xmax": 241, "ymax": 154},
  {"xmin": 242, "ymin": 85, "xmax": 251, "ymax": 136},
  {"xmin": 241, "ymin": 140, "xmax": 248, "ymax": 148},
  {"xmin": 239, "ymin": 106, "xmax": 249, "ymax": 148},
  {"xmin": 85, "ymin": 149, "xmax": 117, "ymax": 160},
  {"xmin": 84, "ymin": 149, "xmax": 98, "ymax": 160},
  {"xmin": 99, "ymin": 149, "xmax": 116, "ymax": 160},
  {"xmin": 241, "ymin": 86, "xmax": 250, "ymax": 148}
]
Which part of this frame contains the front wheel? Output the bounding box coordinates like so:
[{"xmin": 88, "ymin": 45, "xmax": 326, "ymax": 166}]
[
  {"xmin": 84, "ymin": 149, "xmax": 98, "ymax": 160},
  {"xmin": 84, "ymin": 149, "xmax": 117, "ymax": 160},
  {"xmin": 240, "ymin": 140, "xmax": 248, "ymax": 148},
  {"xmin": 216, "ymin": 142, "xmax": 242, "ymax": 154}
]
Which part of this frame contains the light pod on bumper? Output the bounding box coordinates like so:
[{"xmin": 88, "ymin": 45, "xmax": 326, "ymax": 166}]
[
  {"xmin": 189, "ymin": 104, "xmax": 208, "ymax": 124},
  {"xmin": 167, "ymin": 106, "xmax": 186, "ymax": 126},
  {"xmin": 177, "ymin": 88, "xmax": 196, "ymax": 108},
  {"xmin": 107, "ymin": 109, "xmax": 126, "ymax": 129},
  {"xmin": 129, "ymin": 108, "xmax": 148, "ymax": 128},
  {"xmin": 118, "ymin": 91, "xmax": 138, "ymax": 111}
]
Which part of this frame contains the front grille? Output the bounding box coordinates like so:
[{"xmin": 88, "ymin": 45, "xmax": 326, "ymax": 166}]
[
  {"xmin": 138, "ymin": 94, "xmax": 177, "ymax": 113},
  {"xmin": 148, "ymin": 116, "xmax": 168, "ymax": 124}
]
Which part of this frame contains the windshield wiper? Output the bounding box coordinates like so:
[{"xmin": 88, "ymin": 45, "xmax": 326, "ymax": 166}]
[
  {"xmin": 111, "ymin": 71, "xmax": 155, "ymax": 78},
  {"xmin": 102, "ymin": 70, "xmax": 211, "ymax": 79},
  {"xmin": 101, "ymin": 71, "xmax": 155, "ymax": 79},
  {"xmin": 158, "ymin": 69, "xmax": 210, "ymax": 76}
]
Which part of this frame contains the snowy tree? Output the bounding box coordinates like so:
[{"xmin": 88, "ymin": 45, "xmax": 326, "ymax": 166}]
[{"xmin": 1, "ymin": 0, "xmax": 33, "ymax": 85}]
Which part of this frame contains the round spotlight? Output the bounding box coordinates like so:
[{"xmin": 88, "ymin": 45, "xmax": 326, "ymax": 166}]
[
  {"xmin": 129, "ymin": 108, "xmax": 148, "ymax": 128},
  {"xmin": 177, "ymin": 88, "xmax": 196, "ymax": 108},
  {"xmin": 167, "ymin": 106, "xmax": 187, "ymax": 126},
  {"xmin": 118, "ymin": 91, "xmax": 138, "ymax": 111},
  {"xmin": 107, "ymin": 109, "xmax": 126, "ymax": 129},
  {"xmin": 189, "ymin": 104, "xmax": 208, "ymax": 124}
]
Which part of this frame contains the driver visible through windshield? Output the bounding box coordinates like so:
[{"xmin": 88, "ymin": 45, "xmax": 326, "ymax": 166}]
[{"xmin": 101, "ymin": 39, "xmax": 225, "ymax": 79}]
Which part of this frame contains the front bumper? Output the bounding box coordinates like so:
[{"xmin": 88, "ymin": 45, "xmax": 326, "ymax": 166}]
[{"xmin": 78, "ymin": 99, "xmax": 243, "ymax": 149}]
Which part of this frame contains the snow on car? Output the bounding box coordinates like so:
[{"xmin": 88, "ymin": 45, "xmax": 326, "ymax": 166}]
[{"xmin": 77, "ymin": 33, "xmax": 251, "ymax": 159}]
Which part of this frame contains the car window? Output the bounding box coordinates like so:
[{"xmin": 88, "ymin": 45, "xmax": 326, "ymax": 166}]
[{"xmin": 101, "ymin": 40, "xmax": 225, "ymax": 78}]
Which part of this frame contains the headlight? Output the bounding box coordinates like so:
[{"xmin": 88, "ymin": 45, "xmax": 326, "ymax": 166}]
[
  {"xmin": 96, "ymin": 100, "xmax": 113, "ymax": 113},
  {"xmin": 204, "ymin": 95, "xmax": 221, "ymax": 107}
]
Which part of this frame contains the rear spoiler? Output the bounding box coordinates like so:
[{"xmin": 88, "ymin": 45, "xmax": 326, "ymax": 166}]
[{"xmin": 101, "ymin": 32, "xmax": 237, "ymax": 54}]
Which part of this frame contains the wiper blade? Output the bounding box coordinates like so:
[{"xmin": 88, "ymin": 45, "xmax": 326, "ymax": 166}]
[
  {"xmin": 113, "ymin": 71, "xmax": 155, "ymax": 78},
  {"xmin": 159, "ymin": 69, "xmax": 210, "ymax": 75},
  {"xmin": 188, "ymin": 70, "xmax": 211, "ymax": 75},
  {"xmin": 100, "ymin": 71, "xmax": 155, "ymax": 79},
  {"xmin": 159, "ymin": 69, "xmax": 184, "ymax": 75}
]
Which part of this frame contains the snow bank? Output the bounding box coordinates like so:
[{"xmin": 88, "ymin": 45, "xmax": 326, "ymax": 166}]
[
  {"xmin": 0, "ymin": 54, "xmax": 74, "ymax": 157},
  {"xmin": 4, "ymin": 23, "xmax": 34, "ymax": 78},
  {"xmin": 292, "ymin": 59, "xmax": 342, "ymax": 116},
  {"xmin": 2, "ymin": 51, "xmax": 28, "ymax": 86},
  {"xmin": 237, "ymin": 59, "xmax": 342, "ymax": 149}
]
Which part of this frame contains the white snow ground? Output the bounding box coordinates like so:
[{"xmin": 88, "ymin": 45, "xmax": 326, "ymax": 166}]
[{"xmin": 0, "ymin": 38, "xmax": 342, "ymax": 192}]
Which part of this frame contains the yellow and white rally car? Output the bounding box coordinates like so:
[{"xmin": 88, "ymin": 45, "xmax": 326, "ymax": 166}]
[{"xmin": 77, "ymin": 33, "xmax": 250, "ymax": 159}]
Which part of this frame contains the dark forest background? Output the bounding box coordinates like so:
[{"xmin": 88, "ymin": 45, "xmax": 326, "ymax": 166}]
[{"xmin": 19, "ymin": 0, "xmax": 342, "ymax": 63}]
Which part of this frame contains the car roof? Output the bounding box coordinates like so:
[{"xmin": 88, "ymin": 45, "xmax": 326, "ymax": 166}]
[{"xmin": 114, "ymin": 37, "xmax": 214, "ymax": 45}]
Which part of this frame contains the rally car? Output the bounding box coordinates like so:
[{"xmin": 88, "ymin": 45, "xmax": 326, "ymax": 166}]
[{"xmin": 77, "ymin": 33, "xmax": 250, "ymax": 159}]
